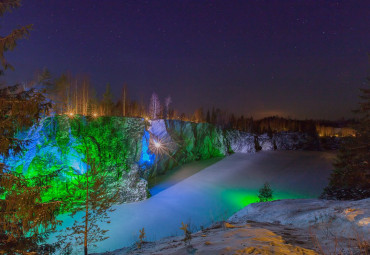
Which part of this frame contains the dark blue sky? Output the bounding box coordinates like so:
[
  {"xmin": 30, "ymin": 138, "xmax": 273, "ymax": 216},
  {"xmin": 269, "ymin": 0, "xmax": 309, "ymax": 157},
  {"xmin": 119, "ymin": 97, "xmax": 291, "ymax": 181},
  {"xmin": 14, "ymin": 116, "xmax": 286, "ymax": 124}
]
[{"xmin": 1, "ymin": 0, "xmax": 369, "ymax": 119}]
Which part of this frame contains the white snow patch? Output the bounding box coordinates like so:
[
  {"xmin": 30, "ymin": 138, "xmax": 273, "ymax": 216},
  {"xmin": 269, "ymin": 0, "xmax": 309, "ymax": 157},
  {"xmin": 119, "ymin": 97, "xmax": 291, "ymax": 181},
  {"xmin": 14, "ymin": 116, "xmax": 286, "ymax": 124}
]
[{"xmin": 229, "ymin": 198, "xmax": 370, "ymax": 254}]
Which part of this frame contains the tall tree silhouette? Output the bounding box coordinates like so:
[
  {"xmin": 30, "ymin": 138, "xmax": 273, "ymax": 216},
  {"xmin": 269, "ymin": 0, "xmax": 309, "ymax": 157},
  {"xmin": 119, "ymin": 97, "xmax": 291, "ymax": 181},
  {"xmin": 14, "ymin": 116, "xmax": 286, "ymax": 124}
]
[
  {"xmin": 102, "ymin": 83, "xmax": 113, "ymax": 116},
  {"xmin": 149, "ymin": 92, "xmax": 160, "ymax": 119},
  {"xmin": 0, "ymin": 2, "xmax": 62, "ymax": 253},
  {"xmin": 59, "ymin": 138, "xmax": 119, "ymax": 255},
  {"xmin": 322, "ymin": 77, "xmax": 370, "ymax": 200}
]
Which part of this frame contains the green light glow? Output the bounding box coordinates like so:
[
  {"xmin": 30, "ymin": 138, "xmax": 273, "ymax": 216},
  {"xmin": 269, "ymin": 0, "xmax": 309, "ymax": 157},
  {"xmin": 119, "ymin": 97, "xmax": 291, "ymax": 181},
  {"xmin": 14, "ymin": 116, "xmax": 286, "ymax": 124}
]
[
  {"xmin": 9, "ymin": 115, "xmax": 145, "ymax": 211},
  {"xmin": 221, "ymin": 188, "xmax": 308, "ymax": 215}
]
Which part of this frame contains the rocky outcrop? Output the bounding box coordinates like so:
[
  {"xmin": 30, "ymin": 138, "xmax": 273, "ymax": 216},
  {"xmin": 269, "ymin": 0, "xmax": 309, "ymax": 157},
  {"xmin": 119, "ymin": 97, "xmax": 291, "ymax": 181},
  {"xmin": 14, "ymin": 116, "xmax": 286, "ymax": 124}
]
[
  {"xmin": 144, "ymin": 120, "xmax": 227, "ymax": 177},
  {"xmin": 118, "ymin": 164, "xmax": 148, "ymax": 203},
  {"xmin": 224, "ymin": 130, "xmax": 320, "ymax": 153},
  {"xmin": 2, "ymin": 117, "xmax": 323, "ymax": 204},
  {"xmin": 252, "ymin": 132, "xmax": 320, "ymax": 151},
  {"xmin": 225, "ymin": 130, "xmax": 256, "ymax": 153},
  {"xmin": 229, "ymin": 198, "xmax": 370, "ymax": 254},
  {"xmin": 3, "ymin": 115, "xmax": 145, "ymax": 205},
  {"xmin": 258, "ymin": 134, "xmax": 275, "ymax": 151},
  {"xmin": 273, "ymin": 132, "xmax": 319, "ymax": 151},
  {"xmin": 101, "ymin": 198, "xmax": 370, "ymax": 255}
]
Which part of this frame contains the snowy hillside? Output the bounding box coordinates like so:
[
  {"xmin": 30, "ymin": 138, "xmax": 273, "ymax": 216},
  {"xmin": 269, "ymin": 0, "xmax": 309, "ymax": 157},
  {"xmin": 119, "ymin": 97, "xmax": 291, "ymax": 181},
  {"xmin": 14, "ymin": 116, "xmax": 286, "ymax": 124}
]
[{"xmin": 99, "ymin": 198, "xmax": 369, "ymax": 255}]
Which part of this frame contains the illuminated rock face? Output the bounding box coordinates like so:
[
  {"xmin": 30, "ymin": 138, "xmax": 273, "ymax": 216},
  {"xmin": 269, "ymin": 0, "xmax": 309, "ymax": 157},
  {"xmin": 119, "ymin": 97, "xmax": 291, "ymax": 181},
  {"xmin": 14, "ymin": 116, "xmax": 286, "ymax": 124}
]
[
  {"xmin": 3, "ymin": 115, "xmax": 146, "ymax": 204},
  {"xmin": 226, "ymin": 130, "xmax": 256, "ymax": 153},
  {"xmin": 146, "ymin": 120, "xmax": 227, "ymax": 177},
  {"xmin": 2, "ymin": 117, "xmax": 230, "ymax": 203},
  {"xmin": 118, "ymin": 164, "xmax": 148, "ymax": 203},
  {"xmin": 1, "ymin": 116, "xmax": 320, "ymax": 204}
]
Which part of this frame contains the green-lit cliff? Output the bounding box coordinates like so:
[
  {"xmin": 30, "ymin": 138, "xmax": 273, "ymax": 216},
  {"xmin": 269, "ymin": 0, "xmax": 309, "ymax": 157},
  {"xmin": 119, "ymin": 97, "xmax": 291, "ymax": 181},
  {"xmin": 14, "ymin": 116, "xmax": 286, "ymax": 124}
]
[{"xmin": 2, "ymin": 115, "xmax": 319, "ymax": 207}]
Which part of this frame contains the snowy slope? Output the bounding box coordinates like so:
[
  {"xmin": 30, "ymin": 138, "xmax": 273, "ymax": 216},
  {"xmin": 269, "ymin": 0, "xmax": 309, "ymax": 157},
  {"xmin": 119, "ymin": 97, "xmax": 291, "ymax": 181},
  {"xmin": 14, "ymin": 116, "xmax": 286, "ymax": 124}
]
[
  {"xmin": 229, "ymin": 198, "xmax": 370, "ymax": 254},
  {"xmin": 101, "ymin": 198, "xmax": 369, "ymax": 255},
  {"xmin": 53, "ymin": 151, "xmax": 334, "ymax": 253}
]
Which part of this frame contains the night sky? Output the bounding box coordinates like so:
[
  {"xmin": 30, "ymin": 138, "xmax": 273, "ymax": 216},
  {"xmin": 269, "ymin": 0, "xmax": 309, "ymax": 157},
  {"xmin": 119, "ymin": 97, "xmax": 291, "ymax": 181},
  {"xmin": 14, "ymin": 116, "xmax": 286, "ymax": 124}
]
[{"xmin": 1, "ymin": 0, "xmax": 369, "ymax": 120}]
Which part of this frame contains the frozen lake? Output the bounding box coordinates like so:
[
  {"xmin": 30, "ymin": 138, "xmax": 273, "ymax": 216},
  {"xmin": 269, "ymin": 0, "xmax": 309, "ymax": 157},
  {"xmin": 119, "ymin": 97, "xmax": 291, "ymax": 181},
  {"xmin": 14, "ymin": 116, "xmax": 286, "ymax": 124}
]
[{"xmin": 55, "ymin": 151, "xmax": 335, "ymax": 253}]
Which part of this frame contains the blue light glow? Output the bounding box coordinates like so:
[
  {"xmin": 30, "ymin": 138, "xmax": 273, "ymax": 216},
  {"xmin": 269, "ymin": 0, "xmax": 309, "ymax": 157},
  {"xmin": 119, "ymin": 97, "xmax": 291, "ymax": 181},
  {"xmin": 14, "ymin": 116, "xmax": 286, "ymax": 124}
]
[{"xmin": 139, "ymin": 130, "xmax": 155, "ymax": 169}]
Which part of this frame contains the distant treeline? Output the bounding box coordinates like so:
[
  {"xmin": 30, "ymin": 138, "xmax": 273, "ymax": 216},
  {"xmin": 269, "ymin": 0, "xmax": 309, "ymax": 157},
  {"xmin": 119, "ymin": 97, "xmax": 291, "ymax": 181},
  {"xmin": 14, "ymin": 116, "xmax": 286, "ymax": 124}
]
[
  {"xmin": 204, "ymin": 113, "xmax": 356, "ymax": 137},
  {"xmin": 20, "ymin": 69, "xmax": 355, "ymax": 138}
]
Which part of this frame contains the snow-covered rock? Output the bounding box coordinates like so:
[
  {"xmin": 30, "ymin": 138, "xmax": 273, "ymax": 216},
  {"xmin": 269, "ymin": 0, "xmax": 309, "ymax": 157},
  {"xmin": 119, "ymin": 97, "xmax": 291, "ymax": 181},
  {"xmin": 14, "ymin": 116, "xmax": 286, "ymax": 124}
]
[
  {"xmin": 229, "ymin": 198, "xmax": 370, "ymax": 254},
  {"xmin": 258, "ymin": 133, "xmax": 275, "ymax": 151},
  {"xmin": 99, "ymin": 197, "xmax": 369, "ymax": 255},
  {"xmin": 226, "ymin": 130, "xmax": 256, "ymax": 153},
  {"xmin": 118, "ymin": 164, "xmax": 148, "ymax": 203},
  {"xmin": 273, "ymin": 132, "xmax": 319, "ymax": 150},
  {"xmin": 103, "ymin": 221, "xmax": 318, "ymax": 255}
]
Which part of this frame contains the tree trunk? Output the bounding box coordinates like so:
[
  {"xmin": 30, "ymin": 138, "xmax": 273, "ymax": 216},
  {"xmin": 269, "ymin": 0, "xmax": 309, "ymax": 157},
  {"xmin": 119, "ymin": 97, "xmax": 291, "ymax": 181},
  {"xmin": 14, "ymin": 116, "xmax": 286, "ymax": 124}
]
[
  {"xmin": 123, "ymin": 85, "xmax": 126, "ymax": 116},
  {"xmin": 84, "ymin": 166, "xmax": 89, "ymax": 255}
]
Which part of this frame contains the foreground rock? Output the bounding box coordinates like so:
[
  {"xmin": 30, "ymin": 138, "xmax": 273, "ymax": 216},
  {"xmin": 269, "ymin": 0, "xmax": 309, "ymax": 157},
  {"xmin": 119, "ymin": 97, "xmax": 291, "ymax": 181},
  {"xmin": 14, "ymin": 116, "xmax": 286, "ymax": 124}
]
[
  {"xmin": 99, "ymin": 198, "xmax": 369, "ymax": 255},
  {"xmin": 230, "ymin": 198, "xmax": 369, "ymax": 254},
  {"xmin": 103, "ymin": 221, "xmax": 318, "ymax": 255}
]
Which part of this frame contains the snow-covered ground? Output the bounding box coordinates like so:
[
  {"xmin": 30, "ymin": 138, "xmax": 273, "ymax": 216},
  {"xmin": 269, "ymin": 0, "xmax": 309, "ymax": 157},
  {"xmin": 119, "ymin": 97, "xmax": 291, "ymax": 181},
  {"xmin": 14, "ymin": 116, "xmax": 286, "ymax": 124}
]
[
  {"xmin": 229, "ymin": 198, "xmax": 370, "ymax": 254},
  {"xmin": 54, "ymin": 151, "xmax": 335, "ymax": 253},
  {"xmin": 104, "ymin": 198, "xmax": 369, "ymax": 255},
  {"xmin": 149, "ymin": 157, "xmax": 223, "ymax": 196}
]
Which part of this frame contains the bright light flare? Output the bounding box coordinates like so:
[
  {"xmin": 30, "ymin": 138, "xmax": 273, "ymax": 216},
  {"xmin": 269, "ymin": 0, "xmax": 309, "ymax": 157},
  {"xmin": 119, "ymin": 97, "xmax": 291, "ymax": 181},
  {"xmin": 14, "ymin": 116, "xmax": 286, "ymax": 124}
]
[
  {"xmin": 149, "ymin": 136, "xmax": 171, "ymax": 156},
  {"xmin": 154, "ymin": 141, "xmax": 161, "ymax": 148}
]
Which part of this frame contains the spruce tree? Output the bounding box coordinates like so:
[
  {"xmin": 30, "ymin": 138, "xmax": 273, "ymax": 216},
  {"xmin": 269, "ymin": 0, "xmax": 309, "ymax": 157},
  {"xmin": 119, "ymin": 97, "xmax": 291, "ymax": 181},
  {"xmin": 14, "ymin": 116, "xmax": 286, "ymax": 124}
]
[
  {"xmin": 0, "ymin": 1, "xmax": 63, "ymax": 253},
  {"xmin": 258, "ymin": 182, "xmax": 273, "ymax": 202},
  {"xmin": 0, "ymin": 0, "xmax": 32, "ymax": 75},
  {"xmin": 0, "ymin": 85, "xmax": 62, "ymax": 254},
  {"xmin": 322, "ymin": 78, "xmax": 370, "ymax": 200},
  {"xmin": 206, "ymin": 110, "xmax": 210, "ymax": 123},
  {"xmin": 102, "ymin": 83, "xmax": 114, "ymax": 116},
  {"xmin": 59, "ymin": 139, "xmax": 119, "ymax": 255}
]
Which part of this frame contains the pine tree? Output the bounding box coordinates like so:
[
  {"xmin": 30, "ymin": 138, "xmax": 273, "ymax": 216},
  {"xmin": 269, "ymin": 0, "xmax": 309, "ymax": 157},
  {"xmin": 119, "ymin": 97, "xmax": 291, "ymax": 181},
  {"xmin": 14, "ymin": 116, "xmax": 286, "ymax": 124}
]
[
  {"xmin": 322, "ymin": 78, "xmax": 370, "ymax": 200},
  {"xmin": 0, "ymin": 0, "xmax": 32, "ymax": 75},
  {"xmin": 54, "ymin": 73, "xmax": 70, "ymax": 113},
  {"xmin": 206, "ymin": 110, "xmax": 210, "ymax": 123},
  {"xmin": 0, "ymin": 2, "xmax": 62, "ymax": 253},
  {"xmin": 194, "ymin": 107, "xmax": 204, "ymax": 123},
  {"xmin": 122, "ymin": 84, "xmax": 127, "ymax": 116},
  {"xmin": 37, "ymin": 68, "xmax": 54, "ymax": 93},
  {"xmin": 0, "ymin": 85, "xmax": 61, "ymax": 254},
  {"xmin": 0, "ymin": 166, "xmax": 62, "ymax": 254},
  {"xmin": 59, "ymin": 139, "xmax": 119, "ymax": 255},
  {"xmin": 102, "ymin": 83, "xmax": 113, "ymax": 116},
  {"xmin": 211, "ymin": 107, "xmax": 216, "ymax": 124},
  {"xmin": 258, "ymin": 182, "xmax": 273, "ymax": 202}
]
